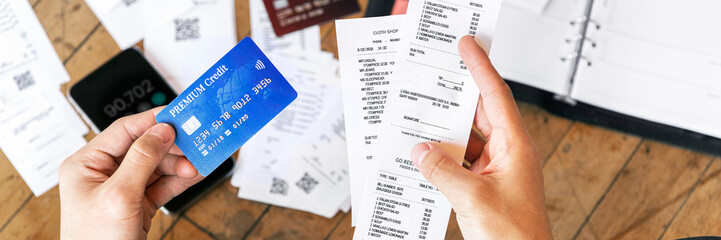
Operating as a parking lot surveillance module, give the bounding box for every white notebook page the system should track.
[490,0,588,95]
[572,0,721,138]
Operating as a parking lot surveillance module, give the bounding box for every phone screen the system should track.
[70,49,176,131]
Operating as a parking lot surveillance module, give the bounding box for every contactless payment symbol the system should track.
[181,116,202,135]
[255,60,265,70]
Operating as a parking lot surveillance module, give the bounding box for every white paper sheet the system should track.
[84,0,194,49]
[335,15,404,226]
[571,0,721,139]
[504,0,550,13]
[352,0,502,238]
[272,93,349,213]
[0,89,87,196]
[0,0,88,196]
[144,0,237,92]
[490,0,587,95]
[0,0,70,102]
[231,55,345,217]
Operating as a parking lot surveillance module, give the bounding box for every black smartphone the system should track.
[68,48,234,214]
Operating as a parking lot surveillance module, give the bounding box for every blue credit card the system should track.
[156,37,297,176]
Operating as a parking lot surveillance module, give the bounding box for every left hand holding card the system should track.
[156,37,297,176]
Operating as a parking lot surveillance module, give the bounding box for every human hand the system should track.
[59,108,203,240]
[410,36,552,239]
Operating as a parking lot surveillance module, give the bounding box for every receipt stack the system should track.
[336,0,502,238]
[0,0,89,196]
[229,0,350,218]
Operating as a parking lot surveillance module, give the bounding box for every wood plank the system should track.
[33,0,100,61]
[661,158,721,239]
[162,217,214,240]
[183,180,268,239]
[63,25,121,87]
[517,102,574,162]
[235,0,251,39]
[0,153,32,231]
[245,207,344,240]
[327,211,354,240]
[576,140,713,240]
[0,188,60,240]
[543,123,642,240]
[148,211,179,240]
[444,211,463,240]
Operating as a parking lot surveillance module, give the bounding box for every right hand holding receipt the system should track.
[410,36,554,240]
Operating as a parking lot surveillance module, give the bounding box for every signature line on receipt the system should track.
[420,121,450,130]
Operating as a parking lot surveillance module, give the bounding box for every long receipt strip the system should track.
[336,15,404,226]
[350,0,501,239]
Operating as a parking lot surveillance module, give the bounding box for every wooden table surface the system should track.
[1,0,720,239]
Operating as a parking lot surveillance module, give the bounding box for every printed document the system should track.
[0,0,88,196]
[144,0,237,92]
[84,0,194,49]
[353,0,502,238]
[336,15,404,226]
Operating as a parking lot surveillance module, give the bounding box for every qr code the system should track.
[122,0,137,7]
[295,172,319,194]
[270,177,288,195]
[13,71,34,91]
[175,18,200,41]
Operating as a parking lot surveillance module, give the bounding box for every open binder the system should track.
[365,0,721,155]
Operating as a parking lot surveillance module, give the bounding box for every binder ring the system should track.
[565,34,583,43]
[560,52,592,66]
[566,36,597,48]
[569,16,601,30]
[569,16,587,26]
[589,20,601,30]
[560,52,579,61]
[585,38,597,48]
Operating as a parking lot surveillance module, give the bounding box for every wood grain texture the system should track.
[147,211,179,240]
[162,217,214,240]
[244,206,344,240]
[661,158,721,239]
[183,180,268,239]
[517,102,573,163]
[543,123,642,240]
[0,188,60,240]
[235,0,251,39]
[576,141,713,240]
[327,211,354,240]
[33,0,99,61]
[444,211,463,240]
[63,26,120,85]
[0,153,32,231]
[29,0,40,8]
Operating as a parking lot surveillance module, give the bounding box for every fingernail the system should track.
[411,143,431,168]
[148,123,174,144]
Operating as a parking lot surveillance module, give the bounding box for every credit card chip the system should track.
[182,116,202,135]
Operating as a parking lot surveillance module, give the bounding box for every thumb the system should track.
[411,143,478,202]
[111,123,176,192]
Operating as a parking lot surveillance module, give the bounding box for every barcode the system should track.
[175,18,200,41]
[13,71,34,91]
[295,172,319,194]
